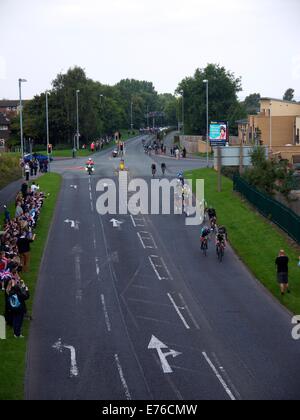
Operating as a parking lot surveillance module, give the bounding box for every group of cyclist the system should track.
[151,163,166,178]
[201,207,228,260]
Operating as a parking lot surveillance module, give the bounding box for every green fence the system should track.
[233,176,300,244]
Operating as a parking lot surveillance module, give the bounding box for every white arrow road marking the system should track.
[110,219,124,228]
[64,219,80,229]
[148,335,182,374]
[52,339,79,378]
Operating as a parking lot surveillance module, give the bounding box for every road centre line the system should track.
[114,354,132,401]
[101,294,111,332]
[202,352,236,401]
[167,293,190,330]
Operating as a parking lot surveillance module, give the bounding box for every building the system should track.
[0,100,20,117]
[0,112,11,151]
[238,98,300,161]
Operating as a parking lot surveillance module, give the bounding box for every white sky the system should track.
[0,0,300,100]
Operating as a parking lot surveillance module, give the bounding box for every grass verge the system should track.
[0,173,62,400]
[186,168,300,315]
[0,154,22,190]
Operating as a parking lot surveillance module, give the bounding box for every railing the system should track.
[233,176,300,244]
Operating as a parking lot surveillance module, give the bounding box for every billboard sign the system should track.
[209,122,228,146]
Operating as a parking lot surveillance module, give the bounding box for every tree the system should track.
[243,93,261,114]
[283,88,295,102]
[176,64,243,135]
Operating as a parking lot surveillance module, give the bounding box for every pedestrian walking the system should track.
[275,250,290,296]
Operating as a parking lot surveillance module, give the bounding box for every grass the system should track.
[186,168,300,315]
[0,154,22,190]
[0,173,62,400]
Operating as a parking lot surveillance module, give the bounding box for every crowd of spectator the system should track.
[0,181,47,338]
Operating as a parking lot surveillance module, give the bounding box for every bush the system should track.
[221,166,240,180]
[0,154,22,189]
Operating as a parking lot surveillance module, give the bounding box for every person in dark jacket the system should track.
[17,232,35,273]
[275,250,290,296]
[8,282,30,338]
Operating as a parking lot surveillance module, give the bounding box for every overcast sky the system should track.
[0,0,300,101]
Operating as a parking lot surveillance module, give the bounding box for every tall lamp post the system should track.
[269,100,272,157]
[203,79,209,167]
[45,91,50,172]
[180,90,184,135]
[18,78,27,162]
[76,89,80,150]
[130,100,133,131]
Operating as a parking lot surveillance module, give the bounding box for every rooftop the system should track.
[261,97,300,105]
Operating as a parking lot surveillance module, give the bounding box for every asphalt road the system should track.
[25,136,300,400]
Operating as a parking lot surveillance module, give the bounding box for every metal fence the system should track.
[233,176,300,244]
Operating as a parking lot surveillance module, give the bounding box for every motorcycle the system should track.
[86,164,95,175]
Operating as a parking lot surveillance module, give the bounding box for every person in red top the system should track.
[91,142,95,153]
[0,251,8,271]
[86,158,95,166]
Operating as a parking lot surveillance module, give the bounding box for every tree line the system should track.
[8,64,297,147]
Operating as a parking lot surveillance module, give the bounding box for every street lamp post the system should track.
[203,79,209,167]
[76,90,80,150]
[18,78,27,162]
[180,91,184,136]
[45,91,50,172]
[269,101,272,156]
[147,105,149,129]
[131,101,133,131]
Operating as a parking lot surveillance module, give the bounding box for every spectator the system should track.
[275,250,290,296]
[7,280,29,338]
[17,231,35,273]
[24,163,30,181]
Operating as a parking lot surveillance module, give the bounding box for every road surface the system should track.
[25,136,300,400]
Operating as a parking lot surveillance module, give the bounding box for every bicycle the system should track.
[216,241,225,262]
[201,237,208,257]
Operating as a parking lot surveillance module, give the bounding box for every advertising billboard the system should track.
[209,122,228,146]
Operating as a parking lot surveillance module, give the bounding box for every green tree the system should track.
[176,64,243,135]
[283,88,295,102]
[243,93,261,114]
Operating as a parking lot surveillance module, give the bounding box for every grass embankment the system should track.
[0,154,22,190]
[186,168,300,315]
[0,173,62,400]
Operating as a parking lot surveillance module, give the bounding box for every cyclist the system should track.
[200,226,211,250]
[217,225,228,241]
[177,171,185,187]
[207,207,217,221]
[161,163,166,176]
[151,163,157,178]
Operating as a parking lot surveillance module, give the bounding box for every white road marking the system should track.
[110,219,124,228]
[101,294,111,332]
[167,293,190,330]
[95,257,101,277]
[202,352,236,401]
[137,232,146,249]
[178,293,200,330]
[114,354,132,400]
[148,335,182,374]
[75,255,82,303]
[130,215,136,228]
[137,231,157,249]
[149,256,165,281]
[52,339,79,378]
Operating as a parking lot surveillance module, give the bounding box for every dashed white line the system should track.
[178,293,200,330]
[137,232,146,249]
[202,352,236,401]
[114,354,132,400]
[95,257,101,277]
[130,215,137,228]
[149,256,166,281]
[167,293,190,330]
[101,294,111,332]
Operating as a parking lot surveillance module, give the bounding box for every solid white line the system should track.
[89,192,93,201]
[130,215,137,228]
[167,293,190,330]
[114,354,132,400]
[202,352,236,401]
[137,232,146,249]
[75,255,82,303]
[101,294,111,332]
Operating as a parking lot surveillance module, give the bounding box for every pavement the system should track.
[24,135,300,400]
